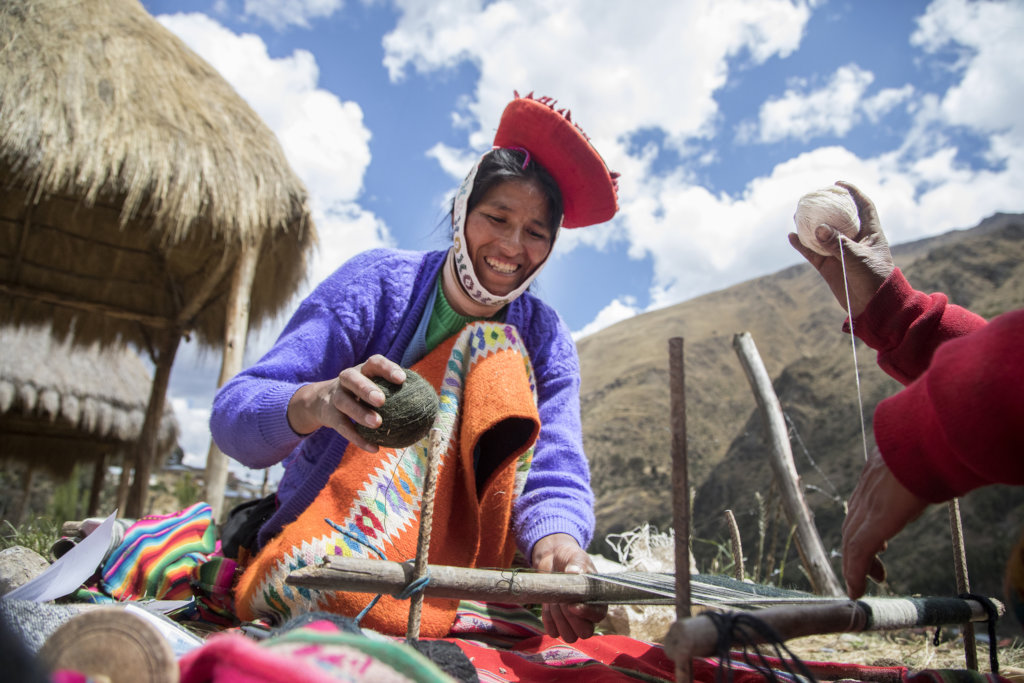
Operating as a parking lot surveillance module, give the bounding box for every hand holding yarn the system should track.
[353,369,439,448]
[286,354,410,452]
[794,185,860,256]
[788,181,895,317]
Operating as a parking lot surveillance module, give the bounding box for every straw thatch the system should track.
[0,0,316,349]
[0,324,178,475]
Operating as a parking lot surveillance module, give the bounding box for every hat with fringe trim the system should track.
[492,92,619,228]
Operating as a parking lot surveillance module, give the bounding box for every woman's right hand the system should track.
[787,181,896,317]
[286,354,407,452]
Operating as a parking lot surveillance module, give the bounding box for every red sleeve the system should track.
[849,269,987,385]
[873,308,1024,503]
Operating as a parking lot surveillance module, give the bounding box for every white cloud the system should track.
[382,0,815,156]
[862,85,914,123]
[911,0,1024,138]
[244,0,345,30]
[742,64,895,143]
[572,297,640,341]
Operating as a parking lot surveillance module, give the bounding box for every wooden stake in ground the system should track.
[949,498,978,670]
[406,427,444,642]
[669,337,693,683]
[732,332,843,597]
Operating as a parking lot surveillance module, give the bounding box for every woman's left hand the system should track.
[531,533,607,642]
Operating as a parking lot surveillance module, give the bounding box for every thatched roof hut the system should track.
[0,0,315,347]
[0,0,317,516]
[0,324,179,520]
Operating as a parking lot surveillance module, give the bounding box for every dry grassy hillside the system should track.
[578,214,1024,602]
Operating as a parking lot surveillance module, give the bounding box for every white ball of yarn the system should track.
[793,186,860,256]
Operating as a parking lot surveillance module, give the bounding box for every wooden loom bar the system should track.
[287,556,668,605]
[663,597,1003,662]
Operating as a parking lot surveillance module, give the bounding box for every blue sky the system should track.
[144,0,1024,475]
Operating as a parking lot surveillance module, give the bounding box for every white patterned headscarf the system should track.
[447,152,560,308]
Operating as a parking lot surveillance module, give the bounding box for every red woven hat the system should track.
[492,92,619,229]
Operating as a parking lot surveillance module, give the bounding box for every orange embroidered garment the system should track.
[235,322,540,636]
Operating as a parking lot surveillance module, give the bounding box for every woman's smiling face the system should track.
[464,178,555,297]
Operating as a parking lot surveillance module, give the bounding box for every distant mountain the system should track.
[578,213,1024,602]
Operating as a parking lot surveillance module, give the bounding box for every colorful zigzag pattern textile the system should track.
[101,501,217,601]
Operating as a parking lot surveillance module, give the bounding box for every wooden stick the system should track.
[664,596,1004,662]
[948,498,978,670]
[732,332,844,597]
[406,428,443,642]
[204,236,261,522]
[288,556,671,605]
[669,337,693,683]
[0,282,171,328]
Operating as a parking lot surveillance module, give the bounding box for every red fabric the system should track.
[853,269,1024,502]
[850,268,987,385]
[493,93,618,229]
[444,633,922,683]
[447,633,676,682]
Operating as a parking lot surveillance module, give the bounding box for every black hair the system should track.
[451,148,563,241]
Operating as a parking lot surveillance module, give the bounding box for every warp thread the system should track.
[793,185,870,460]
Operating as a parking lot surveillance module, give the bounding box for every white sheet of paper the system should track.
[2,511,117,602]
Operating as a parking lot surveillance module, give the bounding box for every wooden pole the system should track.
[732,332,843,597]
[669,337,692,683]
[406,428,443,641]
[949,498,978,670]
[126,330,181,518]
[204,236,262,522]
[289,556,674,604]
[86,453,106,517]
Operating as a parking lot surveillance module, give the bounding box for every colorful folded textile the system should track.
[102,502,217,601]
[191,556,241,626]
[236,322,539,636]
[178,620,454,683]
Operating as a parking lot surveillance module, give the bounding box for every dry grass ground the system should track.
[784,628,1024,674]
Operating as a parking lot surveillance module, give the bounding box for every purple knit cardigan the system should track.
[209,248,595,557]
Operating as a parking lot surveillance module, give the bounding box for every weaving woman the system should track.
[210,93,618,642]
